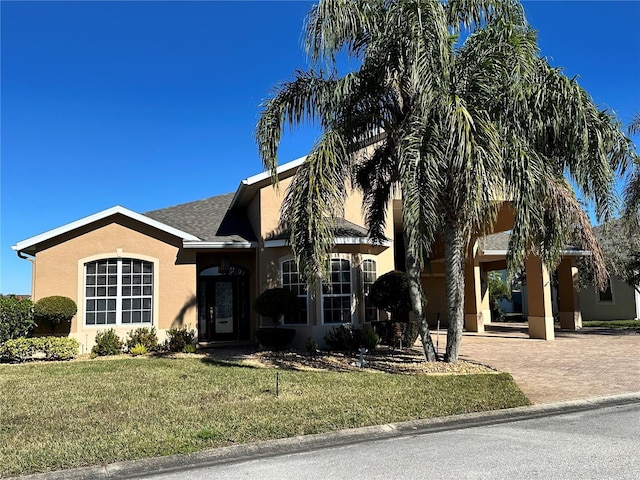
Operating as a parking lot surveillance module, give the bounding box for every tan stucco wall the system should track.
[32,215,196,353]
[253,172,396,344]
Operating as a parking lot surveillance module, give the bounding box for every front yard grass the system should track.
[0,356,529,477]
[582,319,640,330]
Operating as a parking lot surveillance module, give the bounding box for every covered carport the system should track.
[464,231,586,340]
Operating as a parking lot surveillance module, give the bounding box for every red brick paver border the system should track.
[449,323,640,404]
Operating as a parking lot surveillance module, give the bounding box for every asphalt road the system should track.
[145,402,640,480]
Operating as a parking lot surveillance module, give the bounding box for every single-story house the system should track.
[579,222,640,321]
[12,157,585,353]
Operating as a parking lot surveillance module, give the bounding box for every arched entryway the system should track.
[197,265,251,343]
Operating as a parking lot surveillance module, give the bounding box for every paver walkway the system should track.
[451,323,640,404]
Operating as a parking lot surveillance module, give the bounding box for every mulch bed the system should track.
[245,346,497,375]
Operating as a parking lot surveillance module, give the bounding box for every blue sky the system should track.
[1,1,639,295]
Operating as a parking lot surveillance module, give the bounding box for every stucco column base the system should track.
[465,313,485,333]
[482,309,492,324]
[559,311,582,330]
[528,316,555,340]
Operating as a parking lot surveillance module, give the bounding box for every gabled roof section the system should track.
[230,156,306,209]
[145,193,257,245]
[12,206,200,254]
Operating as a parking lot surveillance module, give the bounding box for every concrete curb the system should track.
[13,392,640,480]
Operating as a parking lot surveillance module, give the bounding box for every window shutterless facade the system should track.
[280,259,308,325]
[84,258,153,326]
[322,258,353,324]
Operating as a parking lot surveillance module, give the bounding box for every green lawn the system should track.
[0,356,529,477]
[582,319,640,330]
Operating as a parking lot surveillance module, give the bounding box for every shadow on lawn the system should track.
[199,356,261,369]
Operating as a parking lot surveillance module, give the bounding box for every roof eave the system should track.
[183,241,258,249]
[479,249,591,257]
[264,237,392,248]
[229,156,307,209]
[12,206,201,253]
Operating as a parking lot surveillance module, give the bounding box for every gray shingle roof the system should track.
[479,231,511,252]
[145,193,257,243]
[479,231,584,254]
[266,217,370,241]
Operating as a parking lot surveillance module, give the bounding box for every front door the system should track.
[198,265,250,343]
[208,279,237,341]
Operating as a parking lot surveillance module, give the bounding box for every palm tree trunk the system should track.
[404,236,438,361]
[444,222,465,363]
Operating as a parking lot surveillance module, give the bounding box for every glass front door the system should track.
[211,280,235,338]
[198,265,250,343]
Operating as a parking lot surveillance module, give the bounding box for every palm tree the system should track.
[256,0,634,362]
[625,113,640,217]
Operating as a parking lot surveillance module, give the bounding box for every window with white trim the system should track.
[85,258,153,326]
[362,259,378,322]
[322,258,352,324]
[280,259,308,325]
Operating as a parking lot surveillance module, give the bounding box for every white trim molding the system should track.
[264,237,391,248]
[183,241,258,249]
[13,206,200,253]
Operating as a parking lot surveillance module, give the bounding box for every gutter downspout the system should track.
[16,251,36,298]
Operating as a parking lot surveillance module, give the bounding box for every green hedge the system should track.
[0,296,35,343]
[0,337,80,363]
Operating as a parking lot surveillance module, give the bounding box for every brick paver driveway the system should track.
[453,323,640,404]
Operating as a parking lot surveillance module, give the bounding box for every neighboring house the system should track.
[12,157,585,353]
[580,274,640,321]
[579,223,640,321]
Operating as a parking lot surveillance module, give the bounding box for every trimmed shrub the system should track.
[253,288,300,325]
[91,329,123,356]
[255,327,296,350]
[369,271,420,348]
[368,271,412,317]
[125,327,159,352]
[0,337,35,362]
[34,296,77,332]
[0,295,35,343]
[165,326,197,352]
[324,325,362,352]
[0,336,79,362]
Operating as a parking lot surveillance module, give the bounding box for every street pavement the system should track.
[138,400,640,479]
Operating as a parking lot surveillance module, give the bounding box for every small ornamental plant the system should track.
[125,327,159,352]
[165,326,197,353]
[91,329,123,357]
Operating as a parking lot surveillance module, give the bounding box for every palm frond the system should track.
[280,129,351,285]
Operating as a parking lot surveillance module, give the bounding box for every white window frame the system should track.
[280,258,309,325]
[83,257,155,327]
[321,255,354,325]
[362,258,379,323]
